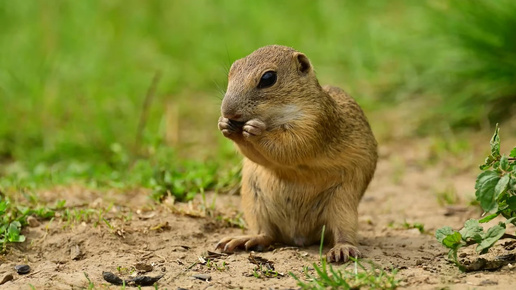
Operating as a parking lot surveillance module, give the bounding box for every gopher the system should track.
[216,45,377,262]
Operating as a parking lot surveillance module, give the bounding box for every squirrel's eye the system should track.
[257,71,277,89]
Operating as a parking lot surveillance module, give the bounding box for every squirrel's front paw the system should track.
[216,234,273,253]
[218,116,244,139]
[242,119,266,139]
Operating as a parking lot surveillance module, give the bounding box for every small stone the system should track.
[135,262,153,272]
[15,265,30,275]
[70,245,82,260]
[0,273,14,285]
[192,273,211,281]
[27,216,40,227]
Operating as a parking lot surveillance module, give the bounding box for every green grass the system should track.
[2,0,515,192]
[292,257,399,290]
[415,0,516,131]
[0,0,428,200]
[290,226,399,289]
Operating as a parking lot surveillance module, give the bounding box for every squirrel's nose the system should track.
[221,92,245,121]
[223,112,243,121]
[221,100,243,121]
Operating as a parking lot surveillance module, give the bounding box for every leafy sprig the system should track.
[436,125,516,270]
[0,196,56,251]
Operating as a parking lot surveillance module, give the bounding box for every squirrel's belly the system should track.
[267,198,325,247]
[244,166,333,247]
[275,216,322,247]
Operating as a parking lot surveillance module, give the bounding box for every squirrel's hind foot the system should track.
[326,243,361,263]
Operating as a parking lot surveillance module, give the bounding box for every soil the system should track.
[2,136,516,289]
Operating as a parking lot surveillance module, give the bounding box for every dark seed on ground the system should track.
[130,274,164,286]
[15,265,30,275]
[102,271,124,285]
[193,273,212,281]
[103,271,164,286]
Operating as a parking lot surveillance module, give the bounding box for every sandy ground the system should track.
[2,137,516,289]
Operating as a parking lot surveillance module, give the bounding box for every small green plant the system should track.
[251,263,280,278]
[436,125,516,270]
[0,196,55,252]
[436,185,460,206]
[290,226,399,289]
[205,259,227,271]
[387,220,426,234]
[0,221,25,245]
[217,261,228,271]
[116,265,135,275]
[61,208,98,229]
[83,272,95,290]
[402,221,426,234]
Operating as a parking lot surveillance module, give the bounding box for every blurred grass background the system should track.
[0,0,515,199]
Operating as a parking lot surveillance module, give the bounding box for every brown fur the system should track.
[216,45,378,262]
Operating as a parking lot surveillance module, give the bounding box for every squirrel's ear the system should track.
[294,52,311,74]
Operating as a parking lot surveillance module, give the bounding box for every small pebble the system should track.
[70,245,82,260]
[135,262,153,272]
[192,273,211,281]
[15,265,30,275]
[27,216,40,227]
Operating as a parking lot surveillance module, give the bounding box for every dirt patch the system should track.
[2,139,516,289]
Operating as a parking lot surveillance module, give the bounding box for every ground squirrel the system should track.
[216,45,378,262]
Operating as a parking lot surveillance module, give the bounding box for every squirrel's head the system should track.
[221,45,321,125]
